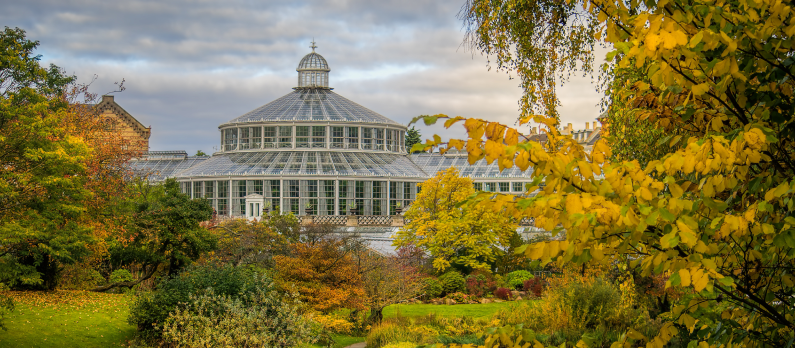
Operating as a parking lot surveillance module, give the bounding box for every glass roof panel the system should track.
[222,89,402,126]
[175,151,428,178]
[410,154,534,179]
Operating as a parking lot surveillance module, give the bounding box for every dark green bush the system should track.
[422,278,443,299]
[128,263,264,337]
[438,271,465,295]
[506,270,533,290]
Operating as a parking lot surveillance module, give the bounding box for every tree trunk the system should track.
[90,263,159,292]
[364,306,384,326]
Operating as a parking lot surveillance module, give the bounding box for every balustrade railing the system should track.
[519,217,534,226]
[358,215,393,226]
[312,215,347,225]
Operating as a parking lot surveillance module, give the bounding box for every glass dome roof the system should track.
[221,88,402,126]
[297,52,329,71]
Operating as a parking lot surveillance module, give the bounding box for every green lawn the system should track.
[0,291,136,348]
[383,300,532,319]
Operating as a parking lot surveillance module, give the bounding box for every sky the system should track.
[2,0,605,155]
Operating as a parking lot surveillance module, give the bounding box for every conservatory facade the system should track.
[129,46,536,218]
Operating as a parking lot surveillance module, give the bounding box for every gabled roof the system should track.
[96,95,151,139]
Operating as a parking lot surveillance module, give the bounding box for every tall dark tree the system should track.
[405,126,422,151]
[95,179,217,292]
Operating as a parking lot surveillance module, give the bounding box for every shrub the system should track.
[523,277,544,297]
[366,322,435,348]
[494,287,511,300]
[421,278,443,299]
[110,269,134,284]
[438,271,465,295]
[382,343,416,348]
[160,284,316,348]
[58,264,105,290]
[313,313,355,335]
[128,262,265,337]
[505,270,533,290]
[465,270,496,297]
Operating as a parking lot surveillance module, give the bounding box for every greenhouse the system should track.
[130,44,536,219]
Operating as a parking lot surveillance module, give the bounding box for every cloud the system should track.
[2,0,605,154]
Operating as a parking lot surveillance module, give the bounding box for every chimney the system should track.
[593,121,597,129]
[531,127,537,134]
[102,95,114,103]
[585,122,590,130]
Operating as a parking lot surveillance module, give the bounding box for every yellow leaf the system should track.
[692,83,710,96]
[566,195,584,214]
[689,31,704,47]
[679,269,691,287]
[692,269,709,292]
[661,31,677,49]
[505,128,519,145]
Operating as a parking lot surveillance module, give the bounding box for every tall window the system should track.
[312,126,326,148]
[223,128,237,151]
[339,180,349,214]
[263,126,276,148]
[204,181,214,199]
[346,127,359,149]
[386,130,398,151]
[362,128,373,150]
[499,182,510,192]
[217,181,229,215]
[512,182,523,192]
[279,126,293,148]
[239,128,251,149]
[296,126,310,148]
[374,128,384,150]
[193,182,202,198]
[250,127,262,149]
[331,126,344,149]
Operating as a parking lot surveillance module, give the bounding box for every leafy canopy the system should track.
[394,167,517,272]
[416,0,795,346]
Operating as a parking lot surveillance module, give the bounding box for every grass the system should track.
[302,333,365,348]
[383,300,528,319]
[0,291,136,348]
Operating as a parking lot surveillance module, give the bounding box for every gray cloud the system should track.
[2,0,604,154]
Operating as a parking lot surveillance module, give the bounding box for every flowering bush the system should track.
[493,287,511,300]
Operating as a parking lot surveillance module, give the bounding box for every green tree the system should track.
[95,179,216,292]
[405,126,422,151]
[417,0,795,346]
[394,167,517,272]
[195,150,207,156]
[0,26,91,290]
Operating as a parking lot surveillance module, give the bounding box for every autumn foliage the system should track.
[413,0,795,346]
[273,237,365,313]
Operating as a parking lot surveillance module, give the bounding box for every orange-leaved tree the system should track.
[273,228,365,313]
[413,0,795,346]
